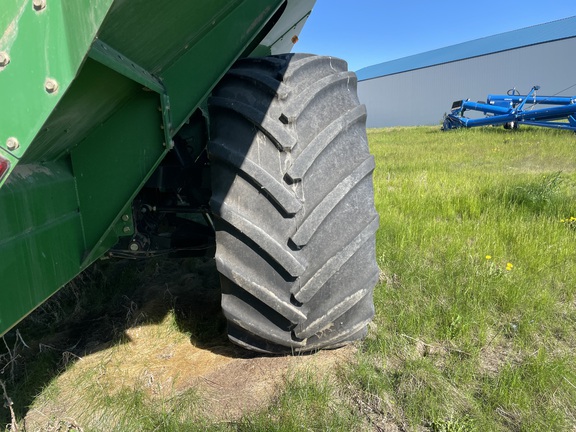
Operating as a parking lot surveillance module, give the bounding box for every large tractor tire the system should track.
[208,54,379,353]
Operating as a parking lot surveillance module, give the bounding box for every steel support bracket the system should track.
[88,39,174,148]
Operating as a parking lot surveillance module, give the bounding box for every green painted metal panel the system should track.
[97,0,246,74]
[71,89,167,259]
[0,161,84,336]
[20,58,141,164]
[0,0,114,180]
[161,0,285,133]
[0,0,316,338]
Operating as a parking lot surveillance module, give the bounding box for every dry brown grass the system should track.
[6,257,356,430]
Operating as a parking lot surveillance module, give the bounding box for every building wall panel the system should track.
[358,38,576,128]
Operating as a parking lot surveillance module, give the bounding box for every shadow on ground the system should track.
[0,255,261,424]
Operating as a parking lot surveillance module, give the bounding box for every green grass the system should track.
[2,125,576,431]
[234,372,361,432]
[361,125,576,430]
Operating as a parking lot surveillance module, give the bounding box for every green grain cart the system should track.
[0,0,378,353]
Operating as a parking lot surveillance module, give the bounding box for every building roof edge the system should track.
[357,16,576,81]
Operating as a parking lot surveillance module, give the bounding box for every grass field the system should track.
[2,125,576,431]
[361,126,576,431]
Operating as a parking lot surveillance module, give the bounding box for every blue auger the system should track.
[442,86,576,132]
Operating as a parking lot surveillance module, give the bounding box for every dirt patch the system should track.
[3,256,356,429]
[478,336,520,376]
[21,327,354,429]
[194,347,354,421]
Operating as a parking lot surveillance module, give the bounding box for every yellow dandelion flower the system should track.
[506,262,513,271]
[485,255,492,260]
[560,219,565,223]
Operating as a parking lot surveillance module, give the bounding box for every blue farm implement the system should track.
[442,86,576,132]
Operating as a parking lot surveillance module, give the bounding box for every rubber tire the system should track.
[208,54,379,354]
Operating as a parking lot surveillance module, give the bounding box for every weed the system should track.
[507,171,564,209]
[0,379,17,432]
[560,216,576,230]
[428,415,476,432]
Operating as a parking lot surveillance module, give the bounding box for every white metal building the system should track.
[357,17,576,128]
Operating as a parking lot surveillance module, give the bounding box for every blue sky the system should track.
[296,1,576,72]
